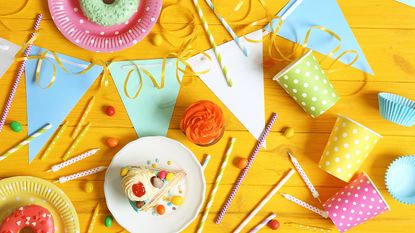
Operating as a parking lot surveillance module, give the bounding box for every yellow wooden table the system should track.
[1,0,415,232]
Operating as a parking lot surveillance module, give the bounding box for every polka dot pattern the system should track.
[323,173,390,233]
[319,115,382,182]
[274,50,339,118]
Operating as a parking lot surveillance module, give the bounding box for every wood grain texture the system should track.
[0,0,414,232]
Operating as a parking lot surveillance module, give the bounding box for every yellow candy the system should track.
[84,181,94,193]
[283,127,295,138]
[171,196,184,206]
[151,34,163,46]
[120,167,129,177]
[165,173,174,181]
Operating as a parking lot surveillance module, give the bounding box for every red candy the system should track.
[105,106,115,116]
[132,182,146,198]
[157,171,167,180]
[268,219,280,230]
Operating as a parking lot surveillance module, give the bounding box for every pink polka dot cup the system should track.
[323,172,390,233]
[319,115,382,182]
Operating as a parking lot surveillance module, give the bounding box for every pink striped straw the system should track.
[0,14,42,132]
[216,113,278,224]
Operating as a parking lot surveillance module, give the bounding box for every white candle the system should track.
[288,151,320,199]
[47,148,100,173]
[56,166,107,183]
[281,193,328,218]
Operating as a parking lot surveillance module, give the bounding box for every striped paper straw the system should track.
[40,121,69,160]
[55,166,107,183]
[281,193,328,218]
[234,169,295,233]
[249,213,277,233]
[47,148,100,173]
[216,113,278,223]
[63,122,91,161]
[192,0,233,87]
[196,138,236,233]
[0,14,42,132]
[203,0,248,56]
[86,203,100,233]
[72,96,95,138]
[201,154,211,171]
[0,123,52,161]
[288,150,320,200]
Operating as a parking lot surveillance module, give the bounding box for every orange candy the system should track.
[156,205,165,215]
[235,157,248,169]
[180,100,225,146]
[106,137,119,148]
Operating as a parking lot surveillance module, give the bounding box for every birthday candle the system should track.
[281,193,328,218]
[47,148,100,173]
[288,150,320,200]
[40,121,69,160]
[63,122,91,161]
[0,123,52,161]
[72,96,95,138]
[55,166,107,184]
[86,203,100,233]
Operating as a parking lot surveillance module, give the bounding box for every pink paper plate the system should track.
[48,0,162,52]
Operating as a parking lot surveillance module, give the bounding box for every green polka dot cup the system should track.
[273,50,339,118]
[319,115,382,182]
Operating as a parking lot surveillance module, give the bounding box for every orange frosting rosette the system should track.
[180,100,225,146]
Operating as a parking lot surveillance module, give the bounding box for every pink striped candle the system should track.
[216,113,278,223]
[0,14,42,132]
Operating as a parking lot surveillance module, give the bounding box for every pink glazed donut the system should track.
[0,205,55,233]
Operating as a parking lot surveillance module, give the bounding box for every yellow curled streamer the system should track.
[23,50,96,89]
[159,4,198,48]
[121,33,213,99]
[303,25,342,63]
[224,0,268,23]
[0,0,30,31]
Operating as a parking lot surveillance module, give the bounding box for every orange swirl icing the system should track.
[180,100,225,145]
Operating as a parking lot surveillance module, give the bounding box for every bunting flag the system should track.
[0,38,21,79]
[187,30,265,141]
[108,58,184,137]
[265,0,373,75]
[25,46,103,163]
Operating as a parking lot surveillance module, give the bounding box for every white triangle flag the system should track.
[187,30,265,141]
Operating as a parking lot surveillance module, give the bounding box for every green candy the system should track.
[10,121,22,132]
[104,215,113,227]
[273,50,339,118]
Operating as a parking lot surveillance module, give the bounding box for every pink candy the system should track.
[157,171,167,180]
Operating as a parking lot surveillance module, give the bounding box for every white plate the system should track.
[104,136,205,233]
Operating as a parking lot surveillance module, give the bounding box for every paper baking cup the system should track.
[378,92,415,127]
[319,115,382,182]
[323,172,390,233]
[273,50,339,118]
[385,156,415,204]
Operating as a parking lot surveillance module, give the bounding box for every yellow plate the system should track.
[0,176,79,233]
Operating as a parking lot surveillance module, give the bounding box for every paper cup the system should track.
[385,155,415,204]
[323,172,390,233]
[273,50,339,118]
[319,115,382,182]
[378,92,415,127]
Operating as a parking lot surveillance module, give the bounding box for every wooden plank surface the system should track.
[0,0,415,232]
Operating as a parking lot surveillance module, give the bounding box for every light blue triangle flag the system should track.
[265,0,373,75]
[108,58,184,137]
[25,46,103,163]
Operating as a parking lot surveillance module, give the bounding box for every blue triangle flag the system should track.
[25,46,103,163]
[109,58,184,137]
[265,0,373,75]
